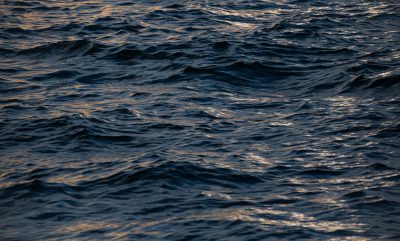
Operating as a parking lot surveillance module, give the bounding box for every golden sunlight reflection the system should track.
[326,96,358,107]
[202,190,232,200]
[190,207,367,234]
[244,153,277,168]
[204,5,284,32]
[57,220,162,239]
[199,106,234,118]
[59,221,120,233]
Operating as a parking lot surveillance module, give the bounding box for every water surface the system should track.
[1,0,399,240]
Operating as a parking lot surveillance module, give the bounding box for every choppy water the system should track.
[1,0,399,240]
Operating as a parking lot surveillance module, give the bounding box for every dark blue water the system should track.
[1,0,399,240]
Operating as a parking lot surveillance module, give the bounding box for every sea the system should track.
[0,0,399,240]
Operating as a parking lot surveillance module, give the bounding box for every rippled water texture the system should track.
[1,0,400,240]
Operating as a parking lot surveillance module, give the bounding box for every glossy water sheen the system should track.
[1,0,399,240]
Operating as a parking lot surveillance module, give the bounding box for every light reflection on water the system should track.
[1,0,399,240]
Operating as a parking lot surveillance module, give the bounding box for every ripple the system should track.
[18,39,107,59]
[1,0,399,240]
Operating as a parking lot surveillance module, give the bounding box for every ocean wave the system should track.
[18,39,106,59]
[82,161,264,188]
[1,0,399,239]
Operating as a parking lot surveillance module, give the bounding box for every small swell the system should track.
[366,71,400,89]
[0,179,82,200]
[104,46,143,61]
[18,39,106,59]
[82,161,264,188]
[30,70,80,81]
[0,114,136,149]
[340,74,367,92]
[225,61,302,79]
[298,168,345,177]
[165,61,303,87]
[83,21,144,33]
[340,70,400,93]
